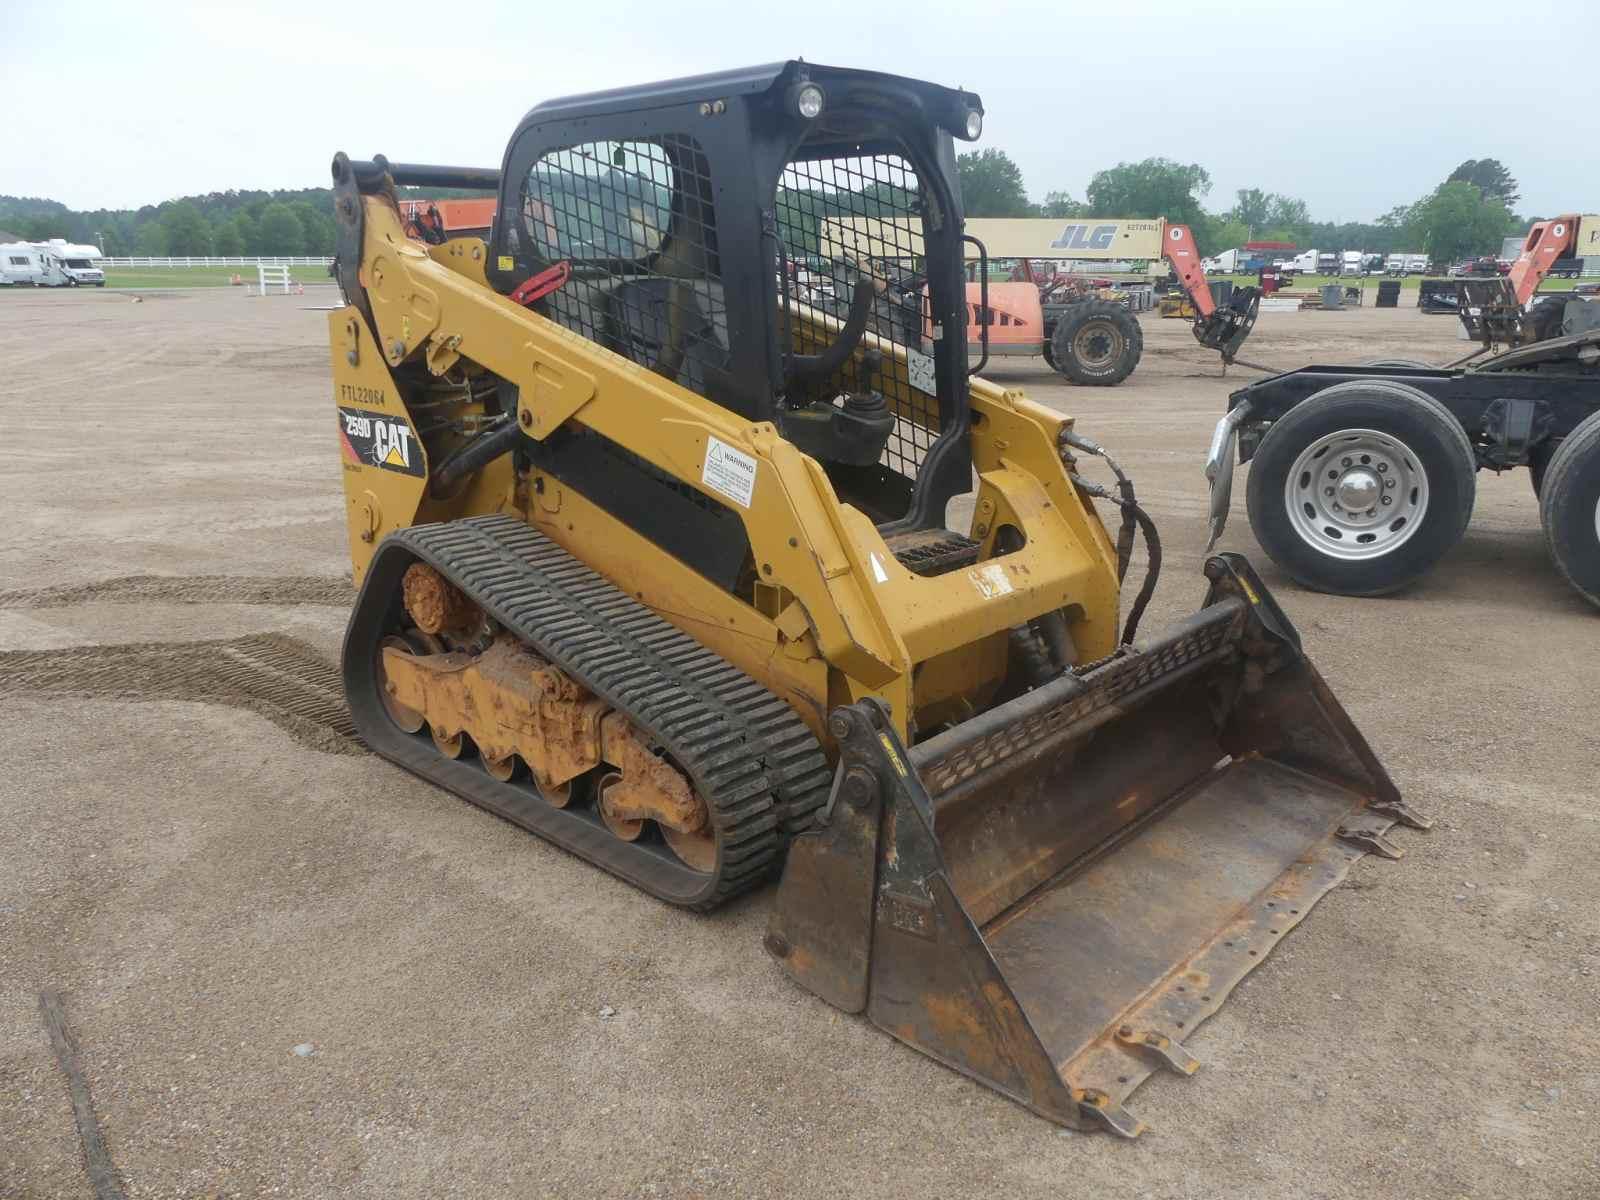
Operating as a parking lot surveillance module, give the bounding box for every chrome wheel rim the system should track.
[1285,428,1429,560]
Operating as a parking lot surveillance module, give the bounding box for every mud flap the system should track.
[766,554,1426,1136]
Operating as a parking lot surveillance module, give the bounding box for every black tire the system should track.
[1048,299,1142,386]
[1245,380,1477,596]
[1364,358,1432,369]
[1041,330,1056,369]
[1538,409,1600,609]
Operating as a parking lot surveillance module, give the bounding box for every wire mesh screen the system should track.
[776,152,936,481]
[518,135,727,402]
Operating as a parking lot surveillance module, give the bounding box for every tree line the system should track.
[0,188,342,256]
[3,154,1533,265]
[956,150,1531,264]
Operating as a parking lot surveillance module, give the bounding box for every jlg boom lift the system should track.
[328,62,1420,1136]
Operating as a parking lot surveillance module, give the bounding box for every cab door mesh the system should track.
[775,152,937,484]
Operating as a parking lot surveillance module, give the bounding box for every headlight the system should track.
[794,83,825,120]
[964,108,983,140]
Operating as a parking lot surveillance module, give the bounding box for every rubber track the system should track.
[348,515,832,910]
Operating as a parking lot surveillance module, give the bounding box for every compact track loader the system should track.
[329,62,1423,1136]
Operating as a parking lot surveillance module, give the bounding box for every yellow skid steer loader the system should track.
[328,61,1424,1136]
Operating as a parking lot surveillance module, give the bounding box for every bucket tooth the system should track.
[1114,1027,1201,1077]
[1335,824,1405,860]
[1370,797,1434,830]
[1074,1090,1145,1139]
[770,555,1421,1135]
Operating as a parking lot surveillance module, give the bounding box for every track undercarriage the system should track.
[343,516,831,909]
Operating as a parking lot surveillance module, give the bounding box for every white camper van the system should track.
[39,240,105,286]
[1,243,47,285]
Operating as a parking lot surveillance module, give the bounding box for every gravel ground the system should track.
[1,286,1596,1199]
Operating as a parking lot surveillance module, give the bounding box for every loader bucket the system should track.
[766,554,1426,1137]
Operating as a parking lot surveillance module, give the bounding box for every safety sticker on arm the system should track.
[701,435,758,509]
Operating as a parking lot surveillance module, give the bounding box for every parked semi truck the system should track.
[1207,213,1600,608]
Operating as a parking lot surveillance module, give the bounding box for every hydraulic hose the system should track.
[1060,430,1137,583]
[1069,472,1162,646]
[428,417,521,499]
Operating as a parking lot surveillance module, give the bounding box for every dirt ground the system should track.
[1,286,1595,1200]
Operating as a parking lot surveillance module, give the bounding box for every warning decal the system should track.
[701,435,758,509]
[338,407,425,477]
[968,563,1015,599]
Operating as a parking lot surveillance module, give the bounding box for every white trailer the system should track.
[1205,248,1240,274]
[0,243,59,285]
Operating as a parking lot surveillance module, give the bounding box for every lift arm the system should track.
[1162,224,1260,364]
[1507,214,1582,305]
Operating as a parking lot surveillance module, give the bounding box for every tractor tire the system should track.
[1245,380,1476,596]
[1364,358,1432,369]
[1538,409,1600,610]
[1048,299,1142,386]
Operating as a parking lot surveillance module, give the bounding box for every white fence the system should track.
[102,256,333,267]
[257,264,294,295]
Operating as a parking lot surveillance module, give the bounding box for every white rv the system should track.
[38,240,105,286]
[0,243,48,285]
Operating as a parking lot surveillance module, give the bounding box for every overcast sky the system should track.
[4,0,1595,220]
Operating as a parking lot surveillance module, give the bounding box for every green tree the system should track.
[1446,159,1519,209]
[1409,181,1518,264]
[134,222,169,255]
[230,212,259,256]
[1086,158,1211,228]
[1205,217,1251,256]
[22,215,63,240]
[956,149,1035,218]
[289,200,335,255]
[1039,190,1085,219]
[1266,195,1310,236]
[257,203,306,255]
[1229,187,1271,231]
[212,219,243,257]
[161,202,212,255]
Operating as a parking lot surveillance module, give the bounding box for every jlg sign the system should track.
[961,218,1166,260]
[1050,223,1120,251]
